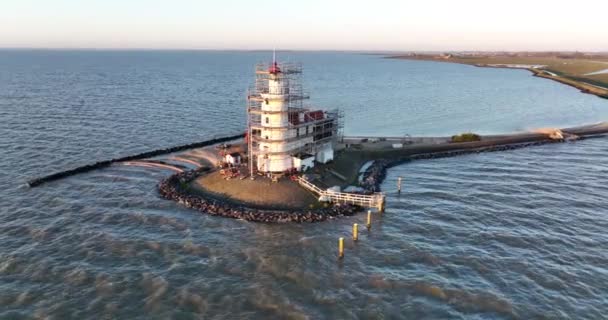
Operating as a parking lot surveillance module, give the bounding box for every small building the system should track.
[292,153,315,172]
[315,145,334,164]
[225,152,242,165]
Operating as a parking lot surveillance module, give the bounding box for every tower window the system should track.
[265,117,269,124]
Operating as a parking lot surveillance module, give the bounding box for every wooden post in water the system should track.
[367,210,372,229]
[397,176,402,193]
[353,223,359,241]
[338,237,344,258]
[378,195,386,213]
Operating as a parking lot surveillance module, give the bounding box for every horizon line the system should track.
[1,47,607,54]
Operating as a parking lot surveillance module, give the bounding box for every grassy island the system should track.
[388,53,608,99]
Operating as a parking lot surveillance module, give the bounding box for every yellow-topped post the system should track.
[353,223,359,241]
[367,210,372,229]
[338,237,344,258]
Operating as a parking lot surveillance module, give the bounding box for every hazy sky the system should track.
[1,0,607,51]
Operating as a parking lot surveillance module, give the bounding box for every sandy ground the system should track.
[192,170,318,210]
[185,141,319,210]
[181,141,319,211]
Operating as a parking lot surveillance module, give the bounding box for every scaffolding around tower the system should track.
[246,60,343,178]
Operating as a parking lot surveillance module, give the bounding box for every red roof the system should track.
[305,110,324,122]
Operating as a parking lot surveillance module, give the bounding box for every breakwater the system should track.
[28,122,608,224]
[157,168,362,223]
[358,140,562,196]
[27,133,244,187]
[158,139,564,223]
[167,125,608,223]
[396,139,562,165]
[531,69,608,100]
[353,123,608,198]
[349,123,608,193]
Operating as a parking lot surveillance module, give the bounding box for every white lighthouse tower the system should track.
[247,53,342,178]
[257,52,293,172]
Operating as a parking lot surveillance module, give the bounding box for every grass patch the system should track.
[451,132,481,143]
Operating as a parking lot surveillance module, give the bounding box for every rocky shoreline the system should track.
[157,168,365,223]
[357,139,562,193]
[157,138,563,223]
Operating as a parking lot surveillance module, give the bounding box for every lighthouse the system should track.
[247,53,342,178]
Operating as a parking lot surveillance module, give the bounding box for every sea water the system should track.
[1,50,607,319]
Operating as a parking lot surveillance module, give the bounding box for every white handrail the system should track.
[296,176,384,209]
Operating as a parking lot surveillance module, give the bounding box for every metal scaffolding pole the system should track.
[245,60,343,175]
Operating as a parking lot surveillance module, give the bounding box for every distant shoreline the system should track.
[387,55,608,100]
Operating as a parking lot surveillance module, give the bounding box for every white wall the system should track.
[315,144,334,164]
[293,156,315,172]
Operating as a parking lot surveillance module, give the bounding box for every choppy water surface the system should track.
[1,50,608,319]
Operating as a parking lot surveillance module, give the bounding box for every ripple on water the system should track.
[2,52,608,318]
[379,139,608,318]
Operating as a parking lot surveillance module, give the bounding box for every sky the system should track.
[1,0,607,51]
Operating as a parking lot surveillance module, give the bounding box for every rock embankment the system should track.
[357,139,563,193]
[158,167,361,223]
[360,160,390,193]
[28,133,244,187]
